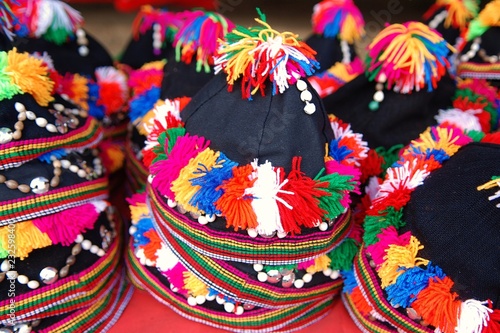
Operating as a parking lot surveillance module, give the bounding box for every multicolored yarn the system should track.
[311,0,365,44]
[308,57,364,98]
[344,125,500,333]
[91,66,128,117]
[366,21,454,94]
[0,49,54,106]
[465,0,500,41]
[131,5,182,54]
[173,10,234,73]
[0,0,20,39]
[457,61,500,82]
[423,0,479,30]
[214,11,319,99]
[12,0,84,44]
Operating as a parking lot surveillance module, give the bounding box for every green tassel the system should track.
[466,20,488,41]
[466,130,485,142]
[0,239,8,259]
[328,238,359,271]
[0,52,21,101]
[314,170,356,220]
[375,144,404,175]
[363,206,404,245]
[44,27,73,45]
[152,127,186,164]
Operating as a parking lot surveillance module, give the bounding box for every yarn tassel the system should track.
[423,0,479,30]
[183,271,209,297]
[0,0,19,40]
[95,66,128,115]
[366,226,410,268]
[0,221,52,260]
[278,157,328,234]
[189,152,238,215]
[150,132,206,200]
[0,51,22,100]
[466,0,500,41]
[6,49,54,106]
[363,207,404,246]
[33,203,99,246]
[215,164,258,231]
[151,127,187,164]
[305,254,331,274]
[314,168,356,220]
[483,308,500,333]
[456,300,494,333]
[328,238,359,271]
[350,286,374,316]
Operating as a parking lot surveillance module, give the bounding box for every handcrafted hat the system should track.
[126,12,370,332]
[342,121,500,333]
[322,21,457,151]
[119,5,183,69]
[422,0,479,46]
[0,47,131,332]
[10,0,113,78]
[305,0,365,74]
[124,10,234,194]
[456,0,500,86]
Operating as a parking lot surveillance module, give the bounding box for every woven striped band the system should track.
[103,121,129,142]
[457,62,500,81]
[341,292,393,333]
[149,184,352,265]
[124,139,148,194]
[0,177,109,226]
[0,117,103,170]
[125,241,336,333]
[37,270,133,333]
[0,216,122,324]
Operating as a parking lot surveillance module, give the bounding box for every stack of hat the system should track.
[124,10,234,194]
[9,0,130,179]
[125,12,371,332]
[456,0,500,87]
[342,122,500,332]
[0,42,132,333]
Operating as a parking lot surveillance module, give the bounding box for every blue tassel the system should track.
[189,152,238,215]
[128,87,160,123]
[133,217,155,249]
[87,82,104,120]
[323,11,343,38]
[342,268,357,294]
[329,138,353,162]
[385,262,446,308]
[38,149,67,164]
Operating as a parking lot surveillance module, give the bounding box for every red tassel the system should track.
[359,149,384,184]
[484,308,500,333]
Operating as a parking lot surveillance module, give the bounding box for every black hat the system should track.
[305,0,365,74]
[343,125,500,333]
[126,11,369,332]
[323,21,457,150]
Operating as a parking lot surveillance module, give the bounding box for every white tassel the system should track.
[456,299,492,333]
[246,160,293,236]
[365,176,381,201]
[143,98,182,138]
[376,160,430,200]
[35,0,83,37]
[31,51,56,70]
[155,243,179,272]
[330,120,369,165]
[95,66,128,94]
[435,108,482,133]
[91,200,109,213]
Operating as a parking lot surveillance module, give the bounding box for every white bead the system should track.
[277,231,287,238]
[247,228,258,238]
[319,222,328,231]
[81,239,92,250]
[304,102,316,115]
[129,225,137,235]
[257,272,268,282]
[471,43,480,51]
[28,280,40,289]
[46,124,57,133]
[77,169,87,178]
[61,160,71,168]
[76,28,86,38]
[460,54,470,62]
[153,24,161,32]
[198,215,208,225]
[15,324,31,333]
[378,73,387,83]
[75,234,84,243]
[79,45,89,57]
[17,275,29,284]
[373,90,385,103]
[490,55,498,63]
[26,111,36,120]
[1,259,10,272]
[69,165,79,173]
[206,214,216,222]
[167,199,177,208]
[187,296,197,306]
[90,245,99,254]
[330,270,340,280]
[253,264,263,272]
[216,295,225,304]
[206,294,216,301]
[323,268,333,276]
[195,295,206,305]
[147,174,154,184]
[296,79,308,91]
[224,302,235,313]
[235,306,244,315]
[6,271,18,279]
[152,31,162,40]
[153,40,162,49]
[293,279,304,289]
[97,249,106,257]
[53,103,64,112]
[302,273,313,283]
[15,102,26,112]
[300,90,312,102]
[35,117,48,127]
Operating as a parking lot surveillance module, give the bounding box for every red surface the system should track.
[110,288,362,333]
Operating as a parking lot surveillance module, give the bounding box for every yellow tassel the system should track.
[71,73,89,111]
[141,60,166,71]
[171,148,219,213]
[437,0,478,29]
[0,221,52,260]
[130,202,150,225]
[477,178,500,191]
[326,62,359,82]
[137,100,163,136]
[476,0,500,28]
[6,49,54,106]
[183,271,209,297]
[409,127,462,157]
[341,14,364,44]
[378,236,429,288]
[306,255,332,274]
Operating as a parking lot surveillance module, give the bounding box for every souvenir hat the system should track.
[342,121,500,333]
[305,0,365,73]
[126,11,370,332]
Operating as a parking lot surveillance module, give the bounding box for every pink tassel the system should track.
[298,259,316,270]
[366,226,411,269]
[151,134,209,200]
[127,192,147,206]
[161,262,188,294]
[325,159,361,193]
[32,203,99,246]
